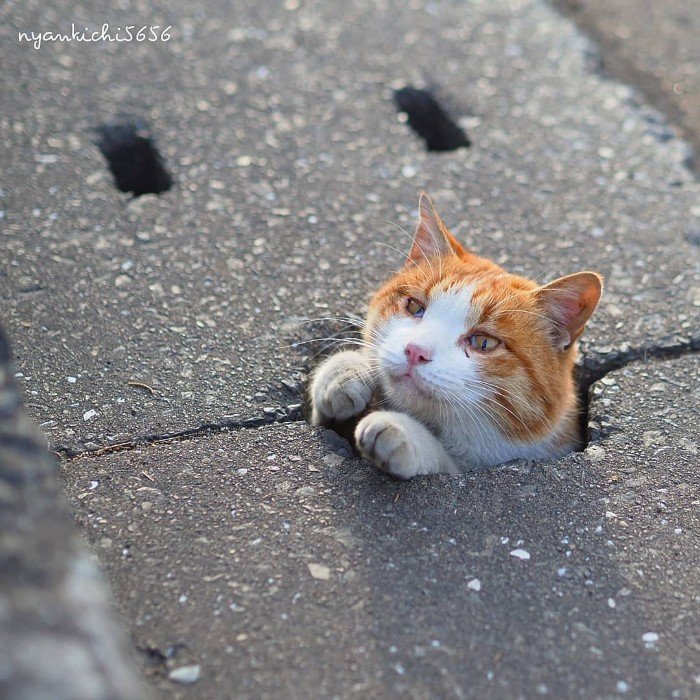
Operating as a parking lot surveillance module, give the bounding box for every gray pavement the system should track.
[1,0,698,454]
[1,0,699,697]
[554,0,700,171]
[61,354,699,699]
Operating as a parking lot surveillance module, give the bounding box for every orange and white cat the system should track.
[311,194,602,479]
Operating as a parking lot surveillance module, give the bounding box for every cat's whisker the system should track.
[383,218,434,279]
[373,241,424,273]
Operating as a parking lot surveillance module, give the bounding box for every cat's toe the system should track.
[355,414,418,480]
[313,377,372,424]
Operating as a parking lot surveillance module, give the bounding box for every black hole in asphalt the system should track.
[96,122,173,197]
[393,86,471,152]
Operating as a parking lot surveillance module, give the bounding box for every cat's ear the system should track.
[537,272,603,350]
[408,193,465,264]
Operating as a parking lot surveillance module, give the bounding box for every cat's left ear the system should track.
[407,193,466,264]
[537,272,603,350]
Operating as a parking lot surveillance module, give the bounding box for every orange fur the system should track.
[364,194,603,452]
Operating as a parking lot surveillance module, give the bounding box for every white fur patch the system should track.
[370,285,566,469]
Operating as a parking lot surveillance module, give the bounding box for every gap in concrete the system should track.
[393,86,471,151]
[56,317,697,463]
[96,121,173,197]
[295,319,699,458]
[576,337,699,447]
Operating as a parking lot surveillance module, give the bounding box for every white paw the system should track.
[355,412,423,480]
[311,352,374,425]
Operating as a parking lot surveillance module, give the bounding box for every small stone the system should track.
[307,563,330,580]
[467,578,481,591]
[509,548,530,561]
[169,665,201,684]
[585,445,606,462]
[67,376,77,383]
[617,681,629,693]
[642,632,659,648]
[83,409,97,421]
[141,501,152,512]
[401,165,417,178]
[321,453,345,468]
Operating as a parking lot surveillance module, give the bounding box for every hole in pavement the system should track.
[296,315,698,465]
[96,121,173,197]
[292,319,365,448]
[393,86,470,152]
[295,320,617,461]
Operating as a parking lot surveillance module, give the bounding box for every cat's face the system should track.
[364,194,602,446]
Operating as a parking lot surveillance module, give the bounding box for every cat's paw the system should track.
[354,411,423,480]
[355,411,458,479]
[310,351,375,425]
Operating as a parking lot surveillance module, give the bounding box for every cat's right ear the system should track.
[407,193,464,264]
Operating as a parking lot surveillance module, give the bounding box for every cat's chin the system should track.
[385,371,435,401]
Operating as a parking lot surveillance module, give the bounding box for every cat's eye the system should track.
[406,298,425,317]
[468,334,500,352]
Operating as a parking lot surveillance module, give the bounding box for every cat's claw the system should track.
[355,411,458,479]
[310,351,375,425]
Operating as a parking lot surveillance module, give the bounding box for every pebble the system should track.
[169,665,201,684]
[584,445,606,462]
[467,578,481,592]
[307,563,330,580]
[83,409,97,421]
[509,548,530,561]
[642,632,659,649]
[67,376,77,383]
[321,454,345,468]
[617,681,629,693]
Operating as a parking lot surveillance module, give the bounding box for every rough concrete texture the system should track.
[1,0,698,453]
[0,328,147,700]
[61,354,699,699]
[1,0,699,697]
[553,0,700,170]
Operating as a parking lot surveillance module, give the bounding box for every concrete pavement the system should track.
[61,354,699,699]
[554,0,700,172]
[1,0,699,697]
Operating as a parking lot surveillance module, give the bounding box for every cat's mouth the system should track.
[388,369,435,399]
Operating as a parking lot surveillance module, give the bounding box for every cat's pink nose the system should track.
[404,342,433,366]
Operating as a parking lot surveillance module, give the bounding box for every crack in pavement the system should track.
[57,336,698,462]
[55,411,303,461]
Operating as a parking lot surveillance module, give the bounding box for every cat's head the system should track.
[365,193,603,446]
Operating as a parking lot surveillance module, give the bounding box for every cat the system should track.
[310,193,603,479]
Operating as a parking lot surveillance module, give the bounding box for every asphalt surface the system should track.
[0,329,146,700]
[554,0,700,171]
[1,0,698,454]
[62,355,699,699]
[1,0,699,697]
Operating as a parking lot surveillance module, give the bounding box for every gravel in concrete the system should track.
[61,354,699,699]
[1,0,698,453]
[553,0,700,170]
